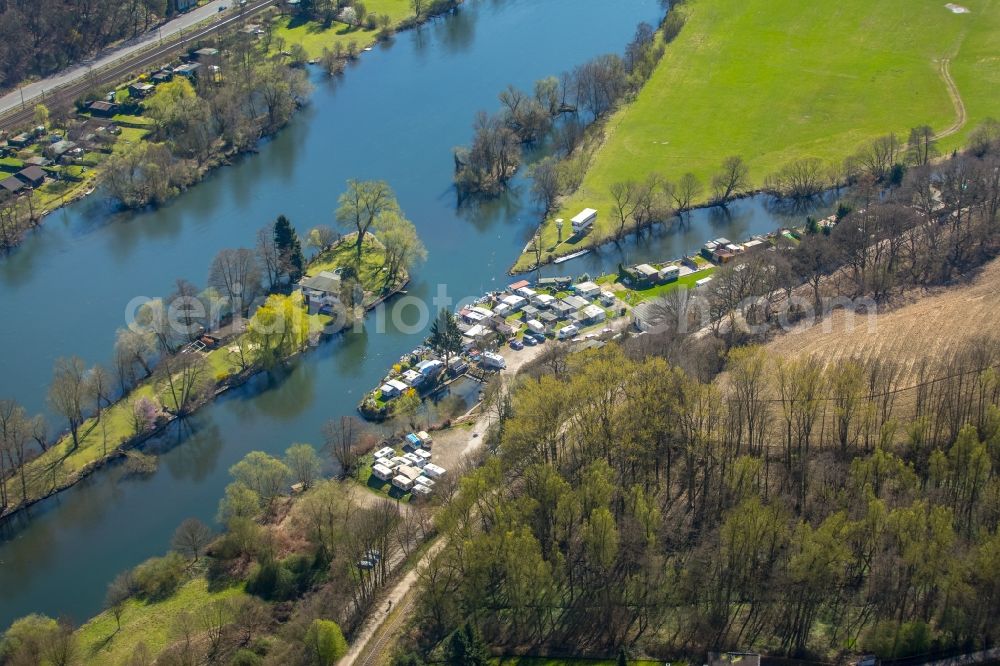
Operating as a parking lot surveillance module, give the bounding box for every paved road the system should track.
[0,0,231,115]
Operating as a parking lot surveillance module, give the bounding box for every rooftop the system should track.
[299,270,342,294]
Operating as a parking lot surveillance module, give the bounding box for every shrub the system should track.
[133,552,187,600]
[245,559,296,601]
[230,648,264,665]
[304,619,347,665]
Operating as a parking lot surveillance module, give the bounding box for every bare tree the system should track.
[610,180,640,237]
[208,248,261,317]
[171,517,214,562]
[336,179,399,262]
[907,125,937,166]
[712,155,750,202]
[765,158,827,199]
[0,399,33,505]
[255,224,281,291]
[665,172,703,212]
[156,352,210,415]
[529,156,562,216]
[323,415,370,478]
[48,357,92,451]
[114,328,155,391]
[105,571,136,633]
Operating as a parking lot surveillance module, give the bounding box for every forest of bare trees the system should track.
[0,0,172,92]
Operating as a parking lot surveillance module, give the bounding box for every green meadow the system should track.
[271,0,413,59]
[513,0,1000,271]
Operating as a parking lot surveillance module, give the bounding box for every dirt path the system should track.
[933,58,968,141]
[343,537,447,666]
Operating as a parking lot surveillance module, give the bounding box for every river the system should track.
[0,0,833,628]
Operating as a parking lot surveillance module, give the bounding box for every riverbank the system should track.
[0,0,669,630]
[0,1,462,253]
[510,0,997,272]
[0,233,407,523]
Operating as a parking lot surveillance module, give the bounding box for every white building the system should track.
[481,351,506,370]
[297,270,342,315]
[423,463,447,478]
[581,304,606,324]
[501,294,528,311]
[571,208,597,234]
[660,265,681,282]
[573,281,601,298]
[558,324,579,339]
[532,293,556,308]
[379,378,409,399]
[372,464,395,481]
[635,264,659,282]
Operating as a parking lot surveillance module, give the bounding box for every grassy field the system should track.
[75,578,246,665]
[513,0,1000,271]
[271,0,413,59]
[309,232,407,306]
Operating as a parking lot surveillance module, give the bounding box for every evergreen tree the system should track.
[429,309,463,369]
[445,622,488,666]
[273,215,305,283]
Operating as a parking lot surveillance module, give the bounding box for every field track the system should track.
[934,58,968,140]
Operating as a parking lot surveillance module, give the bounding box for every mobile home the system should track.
[571,208,597,235]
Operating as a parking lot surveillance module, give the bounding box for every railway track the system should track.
[0,0,275,133]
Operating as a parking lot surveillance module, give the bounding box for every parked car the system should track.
[521,335,537,346]
[509,339,524,350]
[526,331,546,344]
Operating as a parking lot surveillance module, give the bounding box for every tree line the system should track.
[454,8,683,199]
[103,35,311,208]
[683,126,1000,355]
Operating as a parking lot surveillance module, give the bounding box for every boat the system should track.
[553,249,591,264]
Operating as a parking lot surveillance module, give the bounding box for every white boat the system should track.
[553,249,591,264]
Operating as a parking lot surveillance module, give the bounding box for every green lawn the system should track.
[271,0,413,59]
[75,578,247,665]
[513,0,1000,271]
[620,267,717,306]
[0,156,25,172]
[309,233,403,304]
